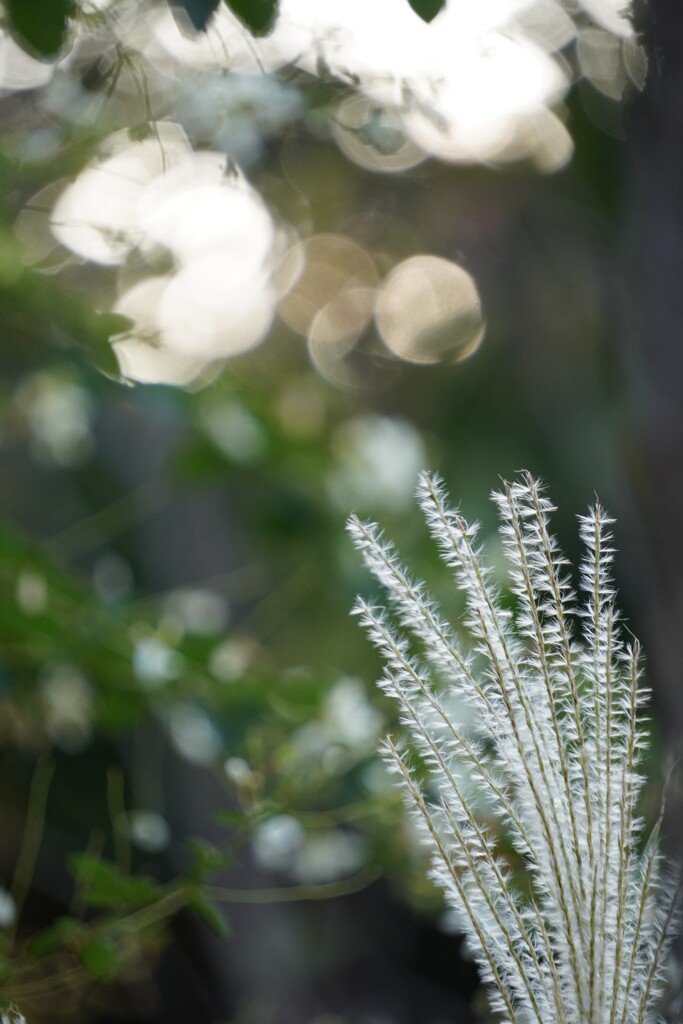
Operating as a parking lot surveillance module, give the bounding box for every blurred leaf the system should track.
[0,526,136,703]
[5,0,74,58]
[188,889,231,936]
[175,0,220,31]
[186,838,226,879]
[69,854,161,909]
[213,808,251,829]
[223,0,278,35]
[96,691,145,733]
[407,0,445,22]
[0,251,130,377]
[29,917,84,958]
[80,936,121,979]
[173,436,229,483]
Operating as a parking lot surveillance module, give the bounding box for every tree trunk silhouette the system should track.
[627,0,683,836]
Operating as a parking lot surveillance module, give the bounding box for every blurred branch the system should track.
[9,756,55,941]
[205,864,380,903]
[46,480,168,560]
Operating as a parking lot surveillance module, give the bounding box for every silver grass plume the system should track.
[348,471,679,1024]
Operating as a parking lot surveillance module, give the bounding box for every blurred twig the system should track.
[9,755,55,942]
[46,479,167,559]
[205,864,380,904]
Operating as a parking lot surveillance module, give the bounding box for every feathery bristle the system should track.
[349,473,678,1024]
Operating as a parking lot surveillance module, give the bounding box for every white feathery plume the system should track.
[348,472,679,1024]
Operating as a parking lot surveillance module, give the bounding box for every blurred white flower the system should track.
[41,664,94,753]
[163,587,229,637]
[252,814,306,872]
[286,721,346,774]
[166,703,223,764]
[224,756,254,787]
[19,374,93,467]
[323,676,381,751]
[290,829,368,884]
[16,569,48,616]
[127,810,171,853]
[199,399,269,465]
[327,415,426,513]
[286,677,382,779]
[175,74,303,165]
[210,637,257,682]
[133,636,183,687]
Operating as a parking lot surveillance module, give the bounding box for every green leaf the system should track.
[0,253,132,377]
[68,854,160,909]
[5,0,74,58]
[223,0,278,35]
[97,312,135,338]
[188,890,231,937]
[29,917,84,958]
[80,937,121,979]
[96,689,145,733]
[186,838,226,880]
[213,808,251,829]
[175,0,220,31]
[407,0,445,22]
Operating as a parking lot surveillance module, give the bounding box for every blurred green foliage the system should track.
[220,0,279,35]
[407,0,447,21]
[3,0,74,58]
[2,0,443,59]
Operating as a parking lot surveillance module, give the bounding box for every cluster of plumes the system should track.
[349,473,678,1024]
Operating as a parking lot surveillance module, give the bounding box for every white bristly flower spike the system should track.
[348,471,679,1024]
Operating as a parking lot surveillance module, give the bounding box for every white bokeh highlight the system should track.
[52,126,280,384]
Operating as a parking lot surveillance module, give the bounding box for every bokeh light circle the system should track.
[375,255,485,364]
